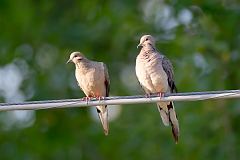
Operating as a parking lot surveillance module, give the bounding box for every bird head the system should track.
[66,52,85,64]
[137,35,156,48]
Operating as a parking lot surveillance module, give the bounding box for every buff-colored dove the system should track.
[135,35,179,143]
[67,52,110,135]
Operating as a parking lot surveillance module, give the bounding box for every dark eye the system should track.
[146,38,149,41]
[74,55,77,58]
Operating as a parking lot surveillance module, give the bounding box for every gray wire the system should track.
[0,89,239,111]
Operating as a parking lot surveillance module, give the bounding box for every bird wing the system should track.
[162,56,177,93]
[103,63,110,97]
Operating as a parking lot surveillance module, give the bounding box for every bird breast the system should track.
[136,52,169,93]
[75,65,106,97]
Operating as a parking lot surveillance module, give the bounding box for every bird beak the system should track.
[66,59,72,64]
[137,43,142,49]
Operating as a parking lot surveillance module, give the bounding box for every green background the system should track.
[0,0,240,159]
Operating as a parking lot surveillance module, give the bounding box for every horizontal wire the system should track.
[0,89,239,111]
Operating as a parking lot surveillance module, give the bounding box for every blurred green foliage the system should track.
[0,0,240,159]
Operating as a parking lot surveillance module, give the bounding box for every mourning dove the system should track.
[67,52,110,135]
[135,35,179,143]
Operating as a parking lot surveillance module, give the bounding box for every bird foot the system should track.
[82,96,92,104]
[95,96,105,102]
[145,93,152,98]
[157,92,165,98]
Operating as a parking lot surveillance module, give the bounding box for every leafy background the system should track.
[0,0,240,159]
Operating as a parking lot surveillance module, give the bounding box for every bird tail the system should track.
[157,102,170,126]
[157,102,179,143]
[96,106,109,136]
